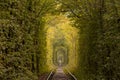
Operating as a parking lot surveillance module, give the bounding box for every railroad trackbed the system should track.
[46,68,77,80]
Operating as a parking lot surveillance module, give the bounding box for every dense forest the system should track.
[59,0,120,79]
[0,0,55,80]
[0,0,120,80]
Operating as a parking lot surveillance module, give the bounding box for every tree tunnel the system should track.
[53,46,68,67]
[46,15,79,71]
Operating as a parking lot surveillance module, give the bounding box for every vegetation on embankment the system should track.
[59,0,120,80]
[0,0,55,80]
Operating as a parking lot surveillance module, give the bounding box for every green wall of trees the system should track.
[59,0,120,79]
[0,0,55,80]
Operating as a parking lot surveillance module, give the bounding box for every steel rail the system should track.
[47,68,77,80]
[65,68,77,80]
[47,70,54,80]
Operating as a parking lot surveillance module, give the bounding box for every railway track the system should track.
[47,68,77,80]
